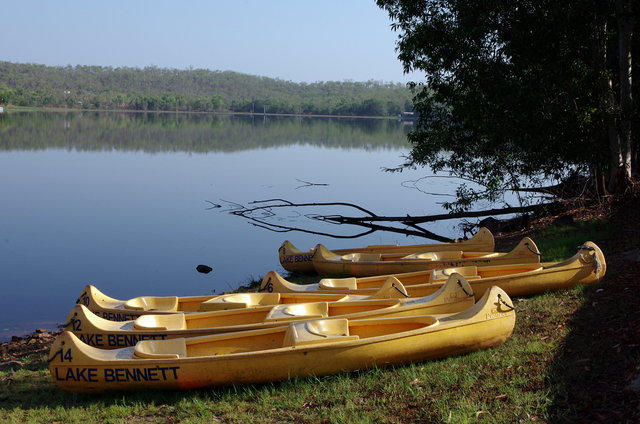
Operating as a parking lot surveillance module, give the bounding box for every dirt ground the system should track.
[0,328,60,370]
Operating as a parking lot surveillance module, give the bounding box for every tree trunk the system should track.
[594,163,608,197]
[605,2,635,194]
[616,0,634,184]
[592,18,621,194]
[607,88,625,194]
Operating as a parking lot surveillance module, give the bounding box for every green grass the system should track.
[529,220,612,262]
[1,215,635,423]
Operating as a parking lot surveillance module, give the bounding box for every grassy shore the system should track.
[1,195,639,423]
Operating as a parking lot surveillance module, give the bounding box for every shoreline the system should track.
[0,105,404,121]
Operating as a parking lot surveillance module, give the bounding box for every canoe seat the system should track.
[134,338,187,359]
[318,278,357,290]
[402,251,463,260]
[124,296,179,312]
[199,293,281,311]
[283,319,360,347]
[429,266,479,282]
[133,313,187,331]
[264,302,329,322]
[341,253,381,262]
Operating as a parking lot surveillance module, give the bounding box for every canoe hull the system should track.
[50,326,510,392]
[49,287,515,393]
[311,237,540,277]
[262,242,606,299]
[280,227,494,273]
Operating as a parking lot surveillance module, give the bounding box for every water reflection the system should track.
[0,112,463,341]
[0,111,411,152]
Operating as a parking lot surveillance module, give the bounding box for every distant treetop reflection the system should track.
[0,111,411,153]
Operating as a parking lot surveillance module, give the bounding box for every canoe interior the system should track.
[337,249,505,263]
[319,263,545,290]
[197,292,352,311]
[156,317,440,358]
[140,299,405,331]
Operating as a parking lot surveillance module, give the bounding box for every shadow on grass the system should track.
[547,200,640,422]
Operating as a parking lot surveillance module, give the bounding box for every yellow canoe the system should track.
[61,275,476,348]
[279,227,495,273]
[48,285,515,393]
[311,237,541,277]
[261,242,606,299]
[77,282,407,321]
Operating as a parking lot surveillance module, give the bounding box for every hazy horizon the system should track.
[1,0,422,84]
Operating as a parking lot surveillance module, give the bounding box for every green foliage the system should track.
[0,62,413,117]
[377,0,638,210]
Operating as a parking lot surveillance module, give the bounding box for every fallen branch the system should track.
[325,203,561,225]
[222,198,561,242]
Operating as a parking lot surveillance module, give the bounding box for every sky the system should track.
[1,0,421,84]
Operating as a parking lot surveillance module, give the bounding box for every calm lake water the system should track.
[0,111,469,340]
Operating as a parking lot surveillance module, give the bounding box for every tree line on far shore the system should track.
[0,62,413,117]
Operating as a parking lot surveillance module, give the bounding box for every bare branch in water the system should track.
[204,200,221,210]
[296,179,329,189]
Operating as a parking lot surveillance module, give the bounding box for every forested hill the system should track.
[0,61,413,116]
